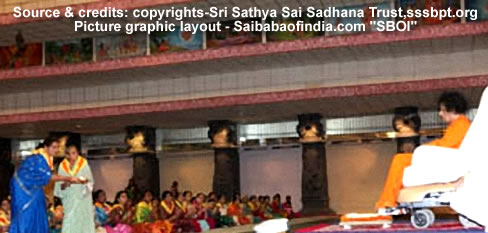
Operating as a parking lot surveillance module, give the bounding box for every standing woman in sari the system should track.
[9,136,85,233]
[54,145,96,233]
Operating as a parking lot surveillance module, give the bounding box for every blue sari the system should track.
[9,153,53,233]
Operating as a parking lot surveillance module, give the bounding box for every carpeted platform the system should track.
[296,221,485,233]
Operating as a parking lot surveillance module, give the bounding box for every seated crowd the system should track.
[0,184,301,233]
[90,189,301,233]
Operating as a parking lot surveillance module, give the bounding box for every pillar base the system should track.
[302,198,335,215]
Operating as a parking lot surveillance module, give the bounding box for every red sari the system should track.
[166,200,195,232]
[190,202,216,231]
[271,200,285,218]
[227,203,251,225]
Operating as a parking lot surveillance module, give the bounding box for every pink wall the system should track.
[89,158,133,202]
[89,141,396,213]
[240,148,303,212]
[327,141,396,213]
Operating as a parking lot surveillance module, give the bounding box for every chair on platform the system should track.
[390,86,488,229]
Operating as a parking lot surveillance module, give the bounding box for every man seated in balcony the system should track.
[376,92,471,214]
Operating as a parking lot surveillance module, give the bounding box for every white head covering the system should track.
[254,218,289,233]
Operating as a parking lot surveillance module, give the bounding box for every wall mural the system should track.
[45,38,93,65]
[150,27,204,54]
[96,33,147,60]
[206,19,262,49]
[0,33,42,69]
[266,14,324,42]
[467,0,488,21]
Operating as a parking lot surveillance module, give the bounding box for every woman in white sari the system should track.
[54,145,96,233]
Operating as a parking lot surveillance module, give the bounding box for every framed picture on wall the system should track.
[466,0,488,21]
[96,33,147,61]
[0,43,42,69]
[206,18,262,49]
[266,14,325,42]
[45,38,93,65]
[150,26,204,54]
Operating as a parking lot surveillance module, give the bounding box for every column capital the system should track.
[392,106,421,153]
[125,126,156,154]
[297,113,325,143]
[208,120,238,148]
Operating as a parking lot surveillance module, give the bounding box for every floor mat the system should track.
[295,221,484,233]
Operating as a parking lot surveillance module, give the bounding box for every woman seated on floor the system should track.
[105,191,133,233]
[94,189,113,229]
[271,194,286,218]
[215,195,234,228]
[189,193,216,232]
[282,195,301,219]
[248,195,265,222]
[257,196,273,220]
[48,198,64,233]
[173,192,196,233]
[228,194,252,226]
[241,196,259,224]
[132,190,154,232]
[174,192,188,214]
[132,190,173,233]
[0,199,10,233]
[205,199,219,225]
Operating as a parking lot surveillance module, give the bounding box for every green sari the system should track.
[54,156,96,233]
[133,201,152,224]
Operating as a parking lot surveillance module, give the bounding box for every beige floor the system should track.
[207,216,337,233]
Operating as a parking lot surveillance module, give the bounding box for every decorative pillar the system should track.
[0,138,14,201]
[126,126,159,198]
[208,120,239,199]
[392,107,421,153]
[297,113,333,214]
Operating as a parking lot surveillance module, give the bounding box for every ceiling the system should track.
[0,86,483,139]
